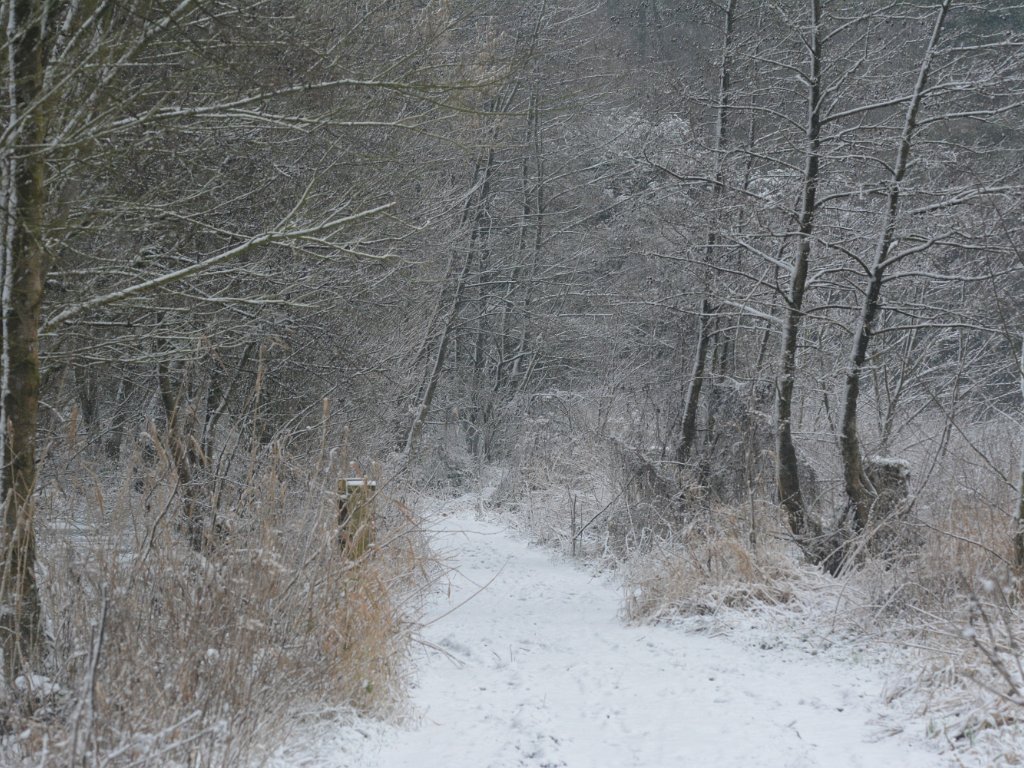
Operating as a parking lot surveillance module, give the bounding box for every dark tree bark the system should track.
[157,362,205,552]
[776,0,824,545]
[676,0,736,465]
[840,0,951,540]
[1017,344,1024,571]
[403,153,490,457]
[104,371,136,460]
[0,0,49,679]
[677,298,715,463]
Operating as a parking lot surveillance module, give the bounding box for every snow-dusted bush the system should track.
[621,501,802,622]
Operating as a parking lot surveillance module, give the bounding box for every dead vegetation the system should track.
[0,436,431,767]
[481,395,1024,762]
[621,503,801,622]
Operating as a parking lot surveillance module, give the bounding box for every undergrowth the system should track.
[0,439,429,767]
[487,405,1024,765]
[621,502,802,623]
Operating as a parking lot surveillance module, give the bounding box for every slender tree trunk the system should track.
[1013,337,1024,571]
[840,0,951,538]
[676,0,735,464]
[498,91,543,394]
[0,0,49,680]
[201,341,254,462]
[776,0,823,544]
[104,371,135,460]
[468,146,496,458]
[157,362,205,552]
[405,121,506,457]
[839,265,883,534]
[677,298,714,463]
[508,91,544,389]
[404,249,474,457]
[73,364,98,430]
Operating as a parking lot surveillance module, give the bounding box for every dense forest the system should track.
[1,0,1023,764]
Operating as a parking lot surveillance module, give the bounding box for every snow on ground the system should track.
[274,492,956,768]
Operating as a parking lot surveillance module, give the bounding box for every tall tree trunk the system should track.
[676,0,735,464]
[776,0,823,544]
[404,248,474,457]
[1016,337,1024,571]
[405,104,509,458]
[467,146,496,459]
[840,0,951,538]
[497,92,541,396]
[0,0,49,679]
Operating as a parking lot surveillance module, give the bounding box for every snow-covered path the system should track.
[348,497,951,768]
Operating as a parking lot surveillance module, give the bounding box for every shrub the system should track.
[0,443,428,767]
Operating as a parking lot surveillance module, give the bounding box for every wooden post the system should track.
[338,478,377,559]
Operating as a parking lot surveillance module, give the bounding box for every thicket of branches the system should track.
[2,0,1024,762]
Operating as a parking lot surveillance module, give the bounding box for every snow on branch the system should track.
[42,203,393,332]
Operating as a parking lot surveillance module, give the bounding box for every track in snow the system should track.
[354,495,950,768]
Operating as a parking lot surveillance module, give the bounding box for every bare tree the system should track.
[0,0,493,680]
[838,0,954,542]
[774,0,825,545]
[675,0,738,465]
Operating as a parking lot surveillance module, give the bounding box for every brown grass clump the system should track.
[0,443,429,767]
[622,503,801,623]
[910,493,1016,602]
[846,428,1021,622]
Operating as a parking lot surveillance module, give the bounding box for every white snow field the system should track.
[276,493,955,768]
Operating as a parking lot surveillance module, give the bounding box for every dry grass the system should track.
[621,502,803,623]
[827,428,1022,635]
[0,439,430,767]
